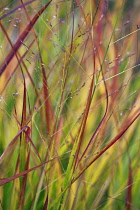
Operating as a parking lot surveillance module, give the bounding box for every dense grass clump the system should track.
[0,0,140,209]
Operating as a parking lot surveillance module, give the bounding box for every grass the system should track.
[0,0,140,209]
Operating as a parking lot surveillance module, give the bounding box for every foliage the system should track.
[0,0,140,209]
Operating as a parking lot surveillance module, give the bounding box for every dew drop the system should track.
[59,18,66,23]
[4,7,10,10]
[12,92,19,96]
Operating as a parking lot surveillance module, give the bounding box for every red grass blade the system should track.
[0,0,52,76]
[0,40,35,95]
[41,56,54,133]
[0,126,42,164]
[0,126,29,164]
[0,0,35,21]
[0,157,57,186]
[126,165,133,210]
[18,150,31,209]
[72,111,140,184]
[42,194,49,210]
[21,74,27,127]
